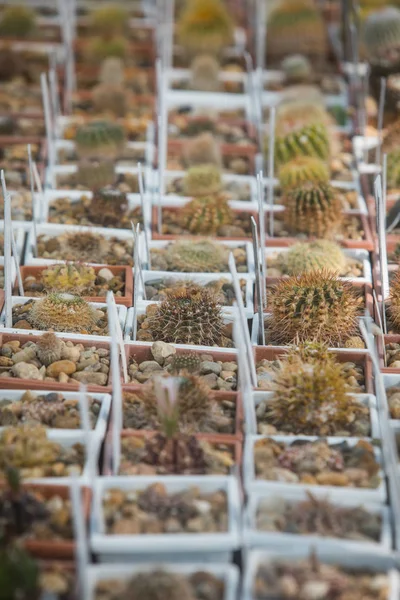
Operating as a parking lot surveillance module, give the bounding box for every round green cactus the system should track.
[279,157,330,190]
[275,122,331,167]
[177,0,234,55]
[180,194,233,235]
[86,37,128,62]
[362,6,400,65]
[0,5,36,38]
[75,121,125,160]
[279,240,347,275]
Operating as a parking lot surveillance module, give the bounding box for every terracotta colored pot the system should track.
[2,483,91,560]
[0,332,112,392]
[18,265,133,308]
[253,345,375,395]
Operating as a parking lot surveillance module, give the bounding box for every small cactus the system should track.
[121,570,195,600]
[183,164,223,197]
[0,5,36,38]
[147,285,224,346]
[282,181,343,238]
[170,352,202,374]
[190,54,221,92]
[86,37,128,62]
[177,0,234,56]
[281,54,312,84]
[180,194,233,235]
[389,271,400,331]
[88,187,129,227]
[268,270,363,346]
[387,149,400,188]
[90,4,129,37]
[92,57,127,117]
[35,332,64,366]
[165,240,229,273]
[28,293,100,334]
[362,7,400,66]
[183,133,222,168]
[98,57,125,87]
[41,263,96,295]
[75,121,125,160]
[279,240,347,275]
[279,157,330,190]
[76,160,115,190]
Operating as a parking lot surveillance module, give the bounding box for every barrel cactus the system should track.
[75,121,125,160]
[282,181,343,238]
[0,5,36,38]
[279,240,347,275]
[180,194,233,235]
[177,0,234,56]
[183,165,223,197]
[27,294,100,334]
[183,133,222,168]
[268,270,363,346]
[274,120,331,168]
[164,240,229,273]
[190,54,221,92]
[362,7,400,67]
[279,157,330,190]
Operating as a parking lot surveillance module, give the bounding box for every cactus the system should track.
[88,187,129,227]
[0,541,40,599]
[121,570,195,600]
[170,352,202,374]
[362,7,400,67]
[267,0,327,66]
[267,343,365,436]
[28,293,100,334]
[62,232,111,263]
[0,48,30,82]
[177,0,234,56]
[75,121,125,160]
[183,132,222,168]
[274,122,331,168]
[268,270,363,346]
[183,165,223,197]
[98,57,125,87]
[386,149,400,188]
[147,285,224,346]
[282,181,343,238]
[281,54,312,84]
[184,118,216,137]
[0,5,36,38]
[180,194,233,235]
[279,240,347,275]
[190,54,221,92]
[344,336,365,349]
[76,160,115,190]
[41,263,96,295]
[35,333,64,366]
[92,57,127,117]
[389,270,400,331]
[85,37,128,62]
[165,240,229,273]
[279,157,330,190]
[90,4,129,37]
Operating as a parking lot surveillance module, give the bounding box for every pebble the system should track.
[97,267,114,281]
[139,360,163,373]
[58,373,70,384]
[201,373,218,388]
[316,472,349,486]
[46,360,77,377]
[221,362,237,372]
[61,345,81,362]
[11,362,43,380]
[12,347,36,364]
[151,341,176,365]
[0,356,13,367]
[200,361,221,376]
[70,372,108,385]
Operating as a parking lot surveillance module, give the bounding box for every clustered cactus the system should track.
[75,121,125,161]
[268,270,363,346]
[41,263,96,295]
[279,240,347,276]
[147,285,224,346]
[282,180,343,238]
[27,293,100,334]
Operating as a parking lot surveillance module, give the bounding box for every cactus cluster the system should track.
[180,194,233,235]
[164,240,229,273]
[147,285,224,346]
[278,157,330,190]
[282,180,343,238]
[183,164,223,197]
[41,263,96,295]
[268,270,363,346]
[190,54,221,92]
[279,240,347,276]
[0,5,36,38]
[75,121,125,161]
[183,133,222,168]
[177,0,234,56]
[76,160,115,190]
[27,293,100,334]
[267,0,327,67]
[92,58,128,117]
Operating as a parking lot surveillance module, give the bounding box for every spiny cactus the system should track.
[180,194,233,235]
[267,343,365,436]
[76,160,115,190]
[386,149,400,188]
[183,133,222,168]
[28,293,100,334]
[75,121,125,160]
[389,270,400,331]
[35,332,64,366]
[268,270,363,346]
[62,232,111,263]
[177,0,234,56]
[92,57,127,117]
[0,5,36,38]
[281,54,312,84]
[279,157,330,190]
[279,240,347,275]
[344,336,365,349]
[165,240,229,273]
[41,263,96,295]
[170,352,202,374]
[282,181,343,238]
[90,4,129,37]
[183,164,223,197]
[85,37,128,62]
[121,570,195,600]
[267,0,327,66]
[88,187,129,227]
[362,7,400,66]
[190,54,221,92]
[274,122,331,168]
[147,285,224,346]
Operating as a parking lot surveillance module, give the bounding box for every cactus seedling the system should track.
[282,181,343,238]
[0,5,36,38]
[28,293,100,334]
[147,285,224,346]
[180,194,233,235]
[183,164,223,197]
[164,240,229,273]
[279,240,347,275]
[41,263,96,295]
[183,133,222,168]
[268,270,363,346]
[279,157,330,190]
[177,0,234,56]
[190,54,221,92]
[75,121,125,161]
